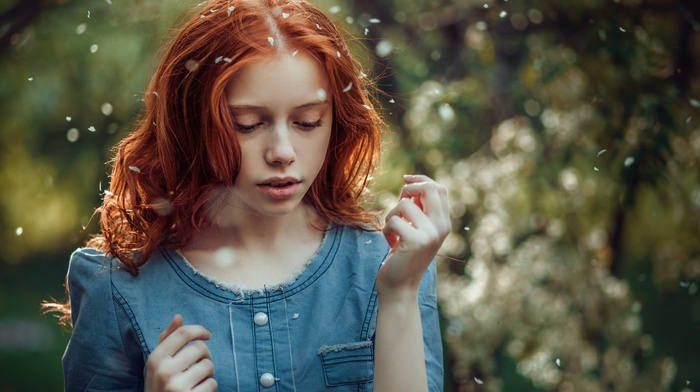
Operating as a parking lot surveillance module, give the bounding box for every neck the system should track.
[191,202,325,252]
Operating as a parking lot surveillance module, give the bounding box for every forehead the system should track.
[226,52,329,107]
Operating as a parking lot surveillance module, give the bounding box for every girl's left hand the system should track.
[378,174,450,300]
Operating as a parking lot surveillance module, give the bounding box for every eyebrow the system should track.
[228,100,330,112]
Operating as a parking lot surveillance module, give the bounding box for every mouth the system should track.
[260,177,301,187]
[257,177,302,199]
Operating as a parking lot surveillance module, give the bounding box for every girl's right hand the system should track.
[146,314,217,392]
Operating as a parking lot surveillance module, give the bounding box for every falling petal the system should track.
[556,358,561,367]
[87,11,91,18]
[593,167,599,171]
[691,99,700,107]
[336,51,341,58]
[365,239,372,244]
[227,6,235,16]
[224,57,232,63]
[343,82,353,93]
[90,44,99,53]
[215,56,223,63]
[329,5,341,13]
[292,313,299,319]
[624,156,635,167]
[129,166,141,173]
[15,227,23,236]
[67,128,79,142]
[499,11,508,18]
[369,18,381,23]
[153,91,159,97]
[101,102,113,116]
[483,4,489,8]
[474,377,483,385]
[282,12,290,19]
[364,28,369,35]
[185,59,200,71]
[75,23,87,35]
[292,50,299,57]
[687,116,692,124]
[438,104,456,122]
[152,197,174,216]
[105,0,112,4]
[389,98,395,103]
[88,126,96,132]
[27,77,33,81]
[619,27,626,32]
[597,149,606,157]
[268,36,274,46]
[464,226,470,231]
[363,104,371,110]
[345,16,354,24]
[375,40,394,57]
[66,116,72,121]
[316,23,322,29]
[210,8,217,12]
[316,88,327,100]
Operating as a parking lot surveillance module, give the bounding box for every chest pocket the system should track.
[318,341,374,388]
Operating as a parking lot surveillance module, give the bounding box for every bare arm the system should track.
[374,175,450,392]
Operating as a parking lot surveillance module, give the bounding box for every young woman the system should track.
[48,0,450,390]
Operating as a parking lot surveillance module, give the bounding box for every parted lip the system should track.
[258,176,301,186]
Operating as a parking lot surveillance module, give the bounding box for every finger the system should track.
[154,325,212,360]
[389,198,432,230]
[159,314,184,344]
[192,377,218,392]
[383,214,418,250]
[170,340,212,371]
[173,358,215,390]
[403,174,433,184]
[399,182,449,224]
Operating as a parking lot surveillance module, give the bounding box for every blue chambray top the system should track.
[63,225,443,391]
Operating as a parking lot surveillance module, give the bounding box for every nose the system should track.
[264,124,296,166]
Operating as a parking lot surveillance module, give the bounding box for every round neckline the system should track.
[161,225,343,304]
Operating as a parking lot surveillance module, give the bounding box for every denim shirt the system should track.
[63,225,443,391]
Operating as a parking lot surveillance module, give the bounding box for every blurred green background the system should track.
[1,0,699,390]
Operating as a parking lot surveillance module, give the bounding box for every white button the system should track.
[259,372,275,387]
[253,312,269,326]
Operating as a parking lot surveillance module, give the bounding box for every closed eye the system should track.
[296,119,323,130]
[235,123,263,133]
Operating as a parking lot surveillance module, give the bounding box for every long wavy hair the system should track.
[45,0,383,326]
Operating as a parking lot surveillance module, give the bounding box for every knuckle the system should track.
[193,340,208,352]
[201,358,215,372]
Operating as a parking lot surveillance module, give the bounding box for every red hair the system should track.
[100,0,383,270]
[45,0,384,326]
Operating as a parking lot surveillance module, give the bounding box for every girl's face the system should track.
[224,51,332,220]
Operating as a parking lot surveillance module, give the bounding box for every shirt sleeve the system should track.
[418,260,444,392]
[64,248,145,391]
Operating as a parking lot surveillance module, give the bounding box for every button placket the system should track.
[252,296,277,389]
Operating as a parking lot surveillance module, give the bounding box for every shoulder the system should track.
[66,248,118,323]
[334,225,390,263]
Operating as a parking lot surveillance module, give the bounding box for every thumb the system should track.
[159,314,183,344]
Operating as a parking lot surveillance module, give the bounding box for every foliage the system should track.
[1,0,699,391]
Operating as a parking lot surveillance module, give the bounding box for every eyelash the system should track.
[234,120,323,133]
[297,119,323,129]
